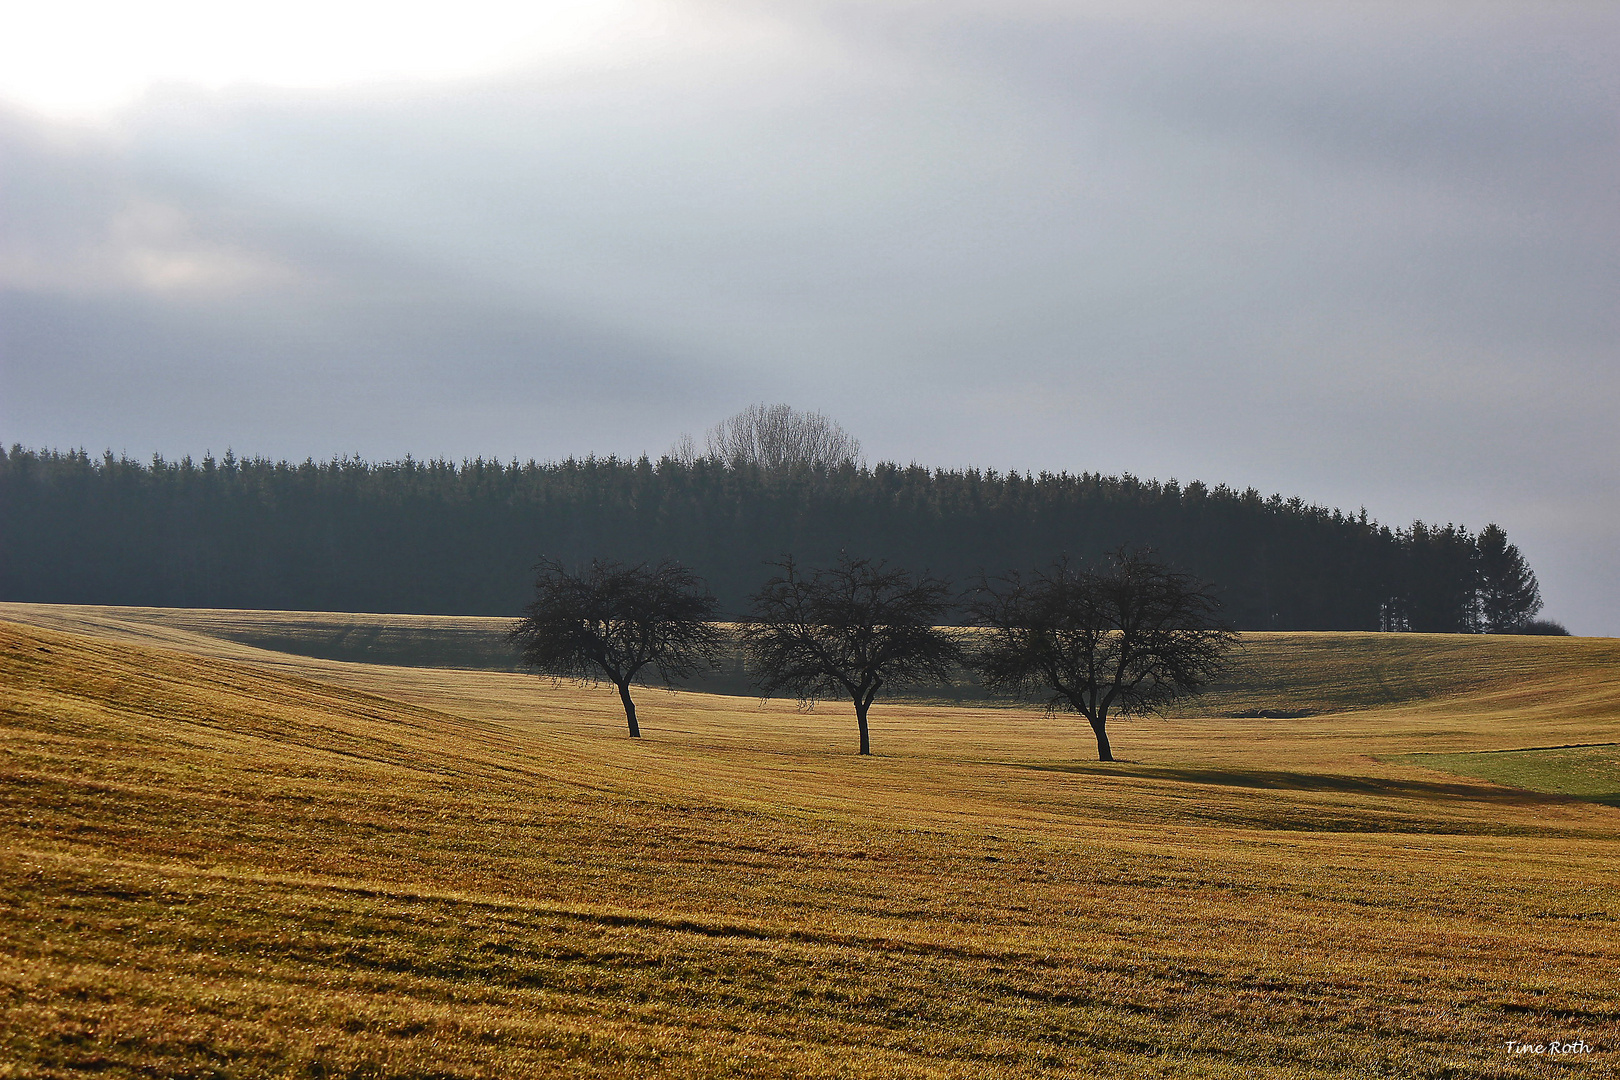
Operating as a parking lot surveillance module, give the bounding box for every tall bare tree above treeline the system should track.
[670,403,863,471]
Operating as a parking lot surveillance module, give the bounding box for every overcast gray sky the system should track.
[2,0,1616,632]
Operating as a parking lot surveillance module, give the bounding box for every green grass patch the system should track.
[1392,743,1620,806]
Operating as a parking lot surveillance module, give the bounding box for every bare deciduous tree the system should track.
[666,432,701,466]
[509,558,723,737]
[674,403,861,471]
[740,555,961,754]
[969,549,1236,761]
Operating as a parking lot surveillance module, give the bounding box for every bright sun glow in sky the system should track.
[0,0,652,117]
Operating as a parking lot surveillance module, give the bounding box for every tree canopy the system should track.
[509,558,723,737]
[739,555,962,755]
[1,445,1548,633]
[674,403,863,471]
[969,550,1237,761]
[1476,524,1543,633]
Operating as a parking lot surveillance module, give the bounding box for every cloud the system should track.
[1,1,1616,630]
[0,107,746,460]
[0,196,299,296]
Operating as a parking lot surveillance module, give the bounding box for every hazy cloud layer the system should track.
[2,1,1617,631]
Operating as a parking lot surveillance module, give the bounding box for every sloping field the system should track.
[2,608,1619,1078]
[0,604,524,672]
[4,601,1617,717]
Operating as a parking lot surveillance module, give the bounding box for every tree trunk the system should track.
[854,700,871,755]
[1088,714,1113,761]
[617,681,641,738]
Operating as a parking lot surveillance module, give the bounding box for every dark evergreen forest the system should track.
[0,446,1539,631]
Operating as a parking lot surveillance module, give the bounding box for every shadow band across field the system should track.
[1011,761,1542,800]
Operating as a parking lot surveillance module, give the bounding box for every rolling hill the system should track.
[2,605,1617,1077]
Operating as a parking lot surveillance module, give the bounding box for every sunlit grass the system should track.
[2,606,1619,1077]
[1392,744,1620,806]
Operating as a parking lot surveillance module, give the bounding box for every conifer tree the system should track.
[1476,523,1542,633]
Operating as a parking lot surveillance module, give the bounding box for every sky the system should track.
[1,0,1616,633]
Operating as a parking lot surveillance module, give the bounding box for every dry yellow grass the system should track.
[2,604,1618,1078]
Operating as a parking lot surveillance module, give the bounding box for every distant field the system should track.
[2,605,1619,1078]
[0,603,526,670]
[2,601,1613,714]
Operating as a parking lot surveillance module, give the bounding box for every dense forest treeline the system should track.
[0,446,1542,631]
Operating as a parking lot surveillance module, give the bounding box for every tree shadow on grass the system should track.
[1011,762,1576,803]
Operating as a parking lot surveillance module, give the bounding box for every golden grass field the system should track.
[2,602,1617,1078]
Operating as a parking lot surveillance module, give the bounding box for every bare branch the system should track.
[967,548,1236,761]
[509,558,724,737]
[738,554,962,754]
